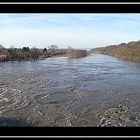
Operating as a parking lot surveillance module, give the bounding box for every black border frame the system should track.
[0,4,140,13]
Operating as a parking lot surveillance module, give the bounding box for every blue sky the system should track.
[0,14,140,49]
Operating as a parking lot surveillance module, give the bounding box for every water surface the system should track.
[0,54,140,126]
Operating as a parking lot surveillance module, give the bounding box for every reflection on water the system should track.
[0,54,140,126]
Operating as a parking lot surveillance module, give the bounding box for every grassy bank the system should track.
[66,48,87,58]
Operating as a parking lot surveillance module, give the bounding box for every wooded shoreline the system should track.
[0,45,88,62]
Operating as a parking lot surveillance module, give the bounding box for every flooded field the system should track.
[0,54,140,127]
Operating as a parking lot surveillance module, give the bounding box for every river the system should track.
[0,54,140,127]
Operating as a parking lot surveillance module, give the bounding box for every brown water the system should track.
[0,54,140,127]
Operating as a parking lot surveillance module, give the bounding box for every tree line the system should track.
[0,44,88,62]
[0,44,67,62]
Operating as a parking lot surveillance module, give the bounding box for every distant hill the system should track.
[90,40,140,62]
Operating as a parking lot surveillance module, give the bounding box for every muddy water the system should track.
[0,54,140,127]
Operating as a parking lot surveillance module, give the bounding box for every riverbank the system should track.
[0,46,88,63]
[90,40,140,62]
[0,46,67,62]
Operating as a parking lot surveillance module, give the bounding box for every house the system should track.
[0,47,9,62]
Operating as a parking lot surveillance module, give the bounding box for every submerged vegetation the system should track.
[90,40,140,62]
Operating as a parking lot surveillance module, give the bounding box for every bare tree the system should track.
[30,47,39,61]
[48,45,58,56]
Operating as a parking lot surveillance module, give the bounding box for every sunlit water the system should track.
[0,54,140,126]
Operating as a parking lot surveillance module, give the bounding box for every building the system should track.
[0,47,9,62]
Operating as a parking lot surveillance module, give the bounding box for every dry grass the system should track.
[92,41,140,62]
[66,49,87,58]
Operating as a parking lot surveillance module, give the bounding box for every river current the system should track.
[0,54,140,127]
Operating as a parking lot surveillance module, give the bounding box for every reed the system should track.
[66,49,87,58]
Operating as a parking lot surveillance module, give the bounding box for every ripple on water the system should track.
[0,55,140,126]
[0,86,31,115]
